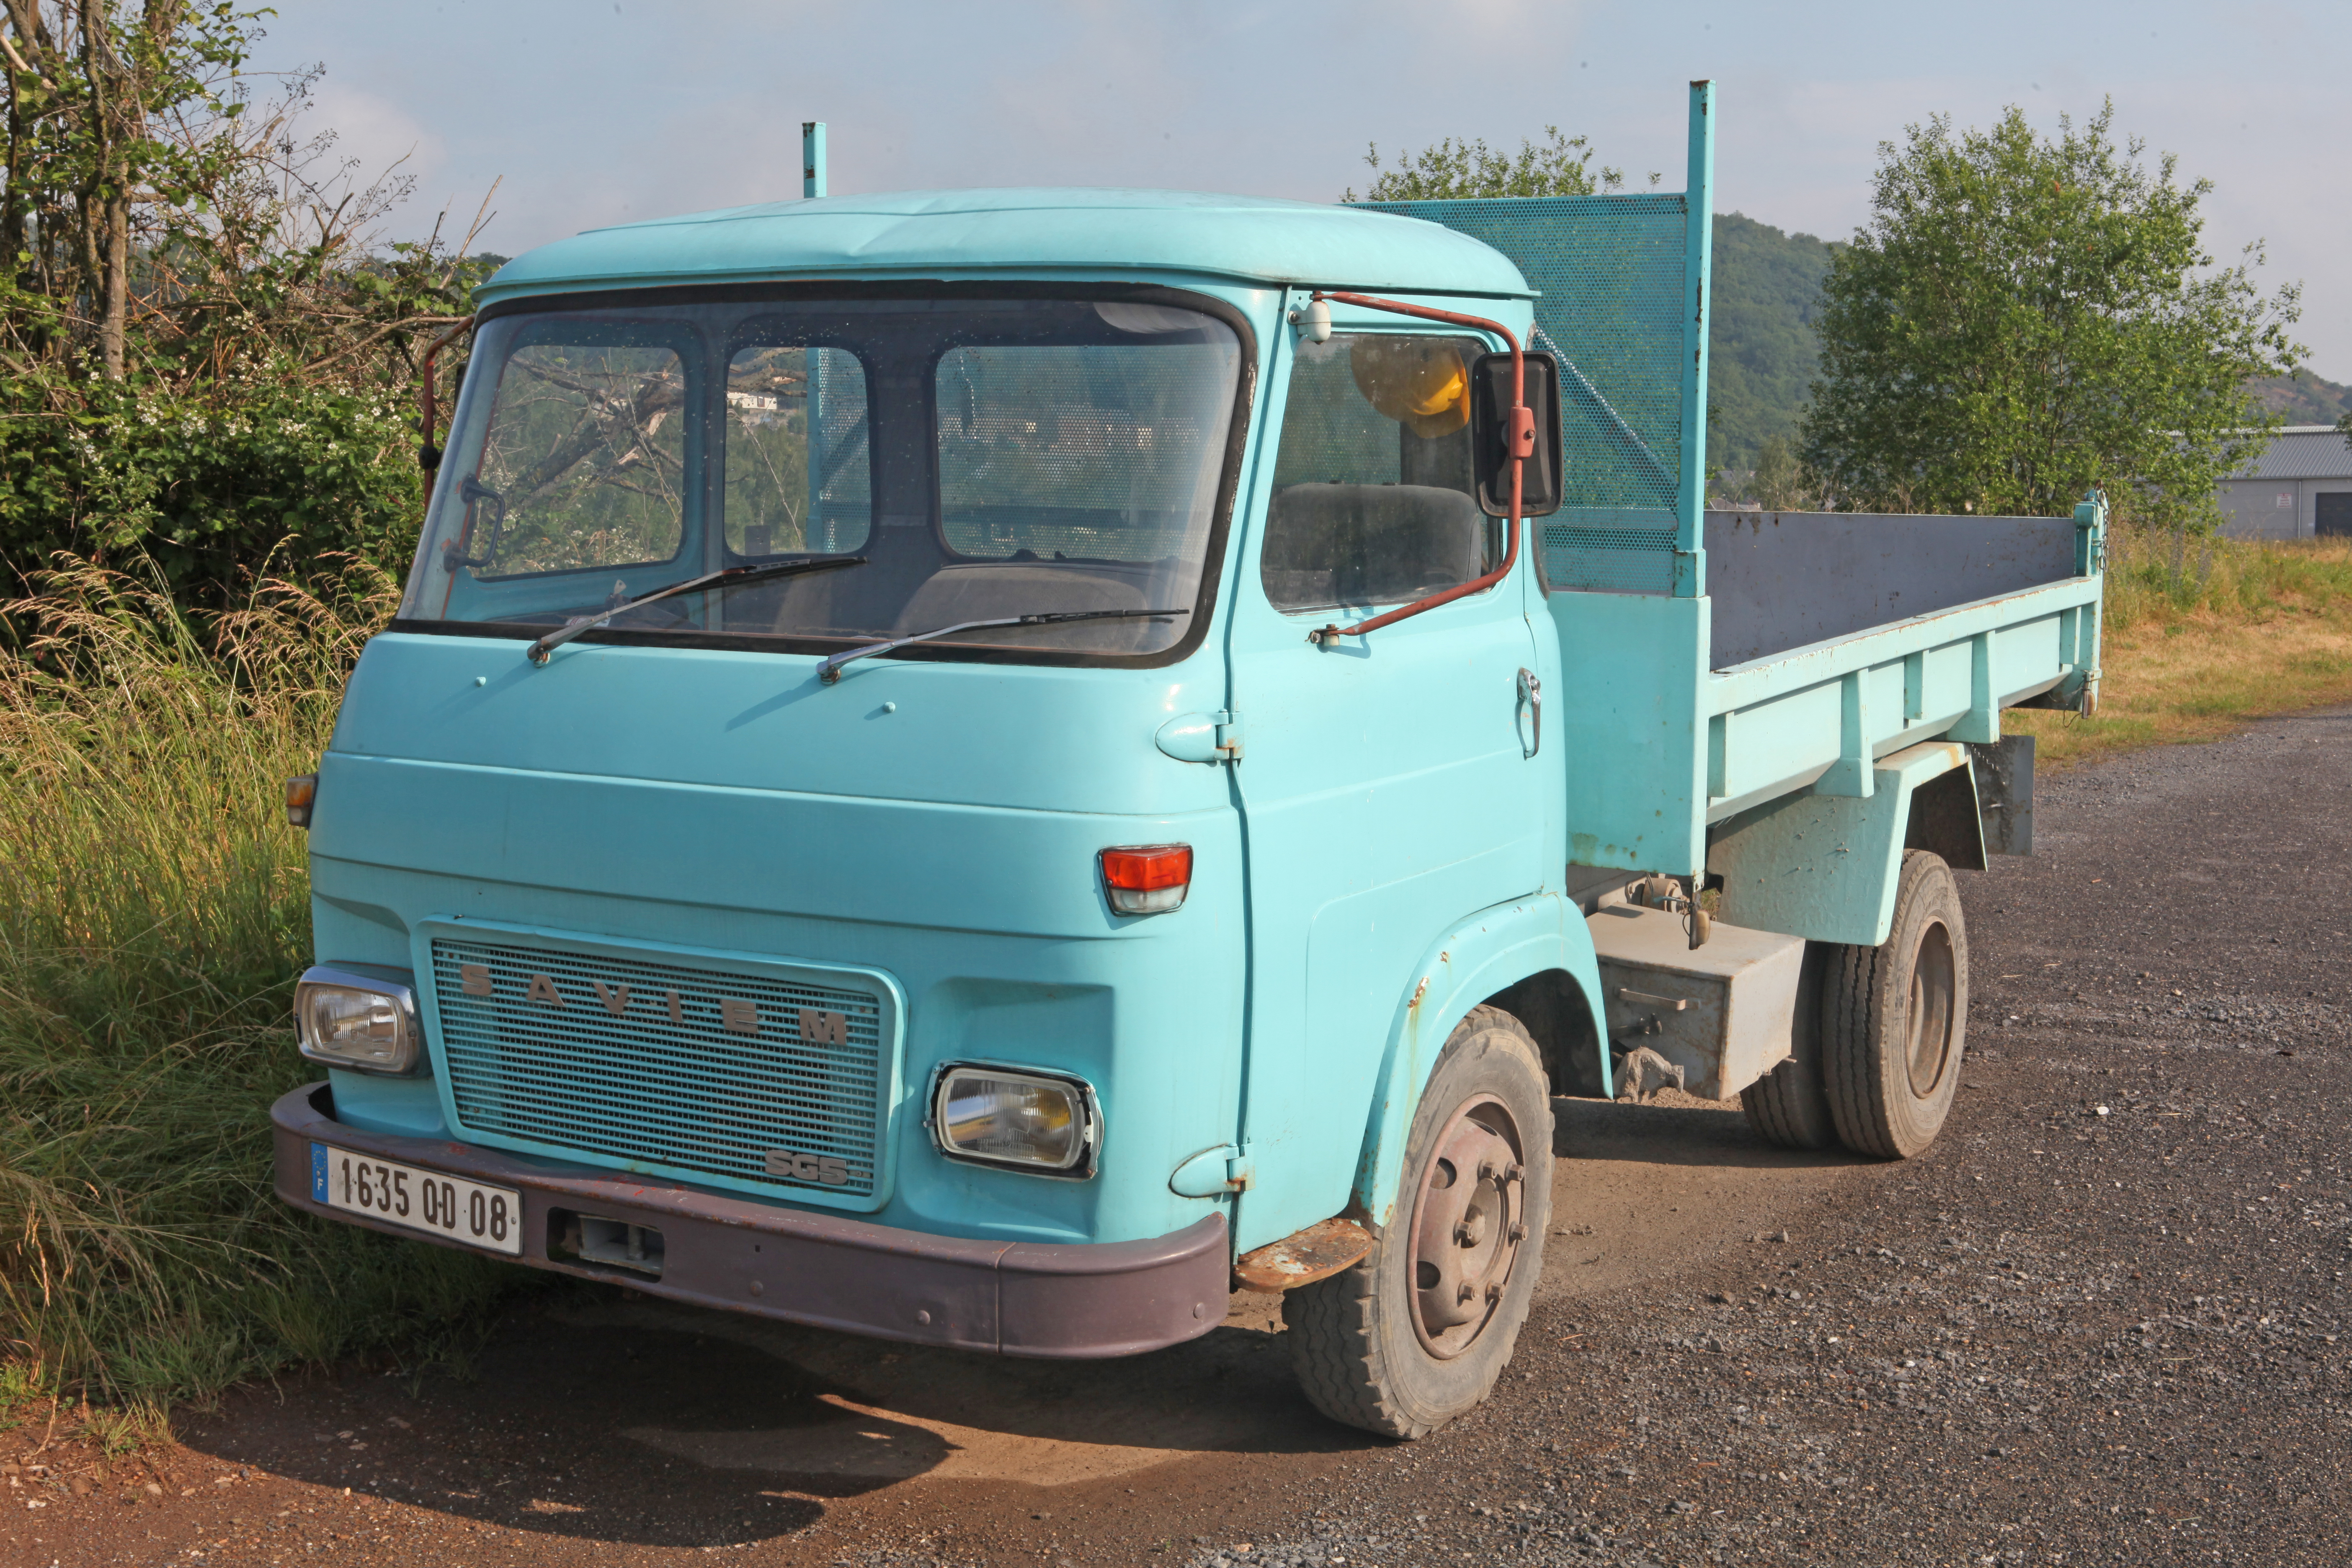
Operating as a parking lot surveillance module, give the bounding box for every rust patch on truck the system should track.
[1232,1217,1376,1292]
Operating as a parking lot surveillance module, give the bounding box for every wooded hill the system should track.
[1706,212,1838,485]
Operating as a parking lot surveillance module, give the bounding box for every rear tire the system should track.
[1821,849,1969,1159]
[1283,1005,1551,1439]
[1740,942,1836,1150]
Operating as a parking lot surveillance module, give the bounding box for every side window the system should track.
[1263,333,1492,613]
[470,340,687,577]
[724,344,872,557]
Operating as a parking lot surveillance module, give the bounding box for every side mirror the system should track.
[1469,350,1563,518]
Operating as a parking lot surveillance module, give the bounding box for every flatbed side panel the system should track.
[1707,576,2102,708]
[1703,578,2100,826]
[1553,591,1708,876]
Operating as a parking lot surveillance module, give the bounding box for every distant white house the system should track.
[2216,426,2352,540]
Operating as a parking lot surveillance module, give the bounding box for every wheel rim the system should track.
[1403,1093,1527,1360]
[1906,920,1957,1097]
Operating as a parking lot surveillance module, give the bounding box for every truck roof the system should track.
[475,187,1536,307]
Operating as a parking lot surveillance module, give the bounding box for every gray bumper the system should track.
[271,1083,1228,1358]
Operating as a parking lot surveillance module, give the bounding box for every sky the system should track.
[260,0,2349,374]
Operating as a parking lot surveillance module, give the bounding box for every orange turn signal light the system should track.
[285,773,318,829]
[1100,844,1191,915]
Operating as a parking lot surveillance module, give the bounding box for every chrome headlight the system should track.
[295,965,425,1076]
[929,1063,1100,1178]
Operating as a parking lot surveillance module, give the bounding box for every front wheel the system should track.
[1821,848,1970,1158]
[1283,1005,1552,1439]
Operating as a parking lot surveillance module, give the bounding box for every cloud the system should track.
[254,0,2352,371]
[303,80,444,194]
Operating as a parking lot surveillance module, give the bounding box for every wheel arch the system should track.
[1348,892,1606,1230]
[1709,740,1979,948]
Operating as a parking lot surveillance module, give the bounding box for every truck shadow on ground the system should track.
[174,1097,1878,1551]
[180,1279,1358,1551]
[1553,1091,1872,1171]
[1542,1092,1875,1302]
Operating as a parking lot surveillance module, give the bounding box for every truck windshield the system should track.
[398,292,1248,664]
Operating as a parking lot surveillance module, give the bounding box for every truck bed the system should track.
[1549,499,2102,884]
[1368,181,2104,896]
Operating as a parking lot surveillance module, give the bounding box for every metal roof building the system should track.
[2217,426,2352,540]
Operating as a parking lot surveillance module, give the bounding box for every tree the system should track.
[1800,102,2303,524]
[1,3,494,602]
[1345,126,1651,202]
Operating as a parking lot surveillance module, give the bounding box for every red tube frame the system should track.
[418,316,476,471]
[1304,290,1531,642]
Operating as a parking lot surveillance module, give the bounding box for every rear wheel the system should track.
[1821,849,1969,1158]
[1741,941,1836,1150]
[1283,1005,1551,1439]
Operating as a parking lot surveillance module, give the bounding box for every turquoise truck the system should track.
[272,85,2102,1438]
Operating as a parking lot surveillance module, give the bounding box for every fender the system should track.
[1348,891,1607,1230]
[1709,740,1976,947]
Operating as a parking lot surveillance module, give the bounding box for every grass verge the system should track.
[2009,531,2352,769]
[0,557,531,1429]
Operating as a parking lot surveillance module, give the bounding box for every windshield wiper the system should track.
[816,607,1189,684]
[526,555,868,664]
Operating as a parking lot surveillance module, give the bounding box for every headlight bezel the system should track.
[294,964,428,1077]
[926,1060,1102,1180]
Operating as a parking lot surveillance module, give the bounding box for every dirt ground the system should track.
[6,706,2346,1567]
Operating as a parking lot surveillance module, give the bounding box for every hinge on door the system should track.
[1169,1141,1255,1197]
[1213,710,1244,761]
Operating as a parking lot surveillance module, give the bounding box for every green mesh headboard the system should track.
[1358,194,1691,595]
[1355,89,1714,597]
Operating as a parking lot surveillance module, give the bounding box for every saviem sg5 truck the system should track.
[274,86,2100,1438]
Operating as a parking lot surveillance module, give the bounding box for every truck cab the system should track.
[276,188,1585,1410]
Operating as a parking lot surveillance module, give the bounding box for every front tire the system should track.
[1821,849,1969,1158]
[1283,1005,1551,1439]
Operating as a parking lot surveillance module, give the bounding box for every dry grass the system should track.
[2009,532,2352,769]
[0,555,530,1426]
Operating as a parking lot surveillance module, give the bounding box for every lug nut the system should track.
[1509,1221,1528,1243]
[1457,1282,1476,1305]
[1486,1282,1503,1303]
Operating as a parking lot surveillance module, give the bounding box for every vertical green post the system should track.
[802,121,828,199]
[801,122,829,544]
[1674,80,1715,596]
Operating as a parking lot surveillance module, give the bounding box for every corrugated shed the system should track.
[2229,428,2352,480]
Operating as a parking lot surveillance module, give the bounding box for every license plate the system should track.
[310,1144,523,1256]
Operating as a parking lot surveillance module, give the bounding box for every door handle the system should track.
[1517,668,1541,758]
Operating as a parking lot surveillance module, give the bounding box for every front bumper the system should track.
[271,1083,1228,1358]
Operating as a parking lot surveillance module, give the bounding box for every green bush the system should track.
[0,375,426,605]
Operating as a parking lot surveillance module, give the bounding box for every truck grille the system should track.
[426,935,892,1207]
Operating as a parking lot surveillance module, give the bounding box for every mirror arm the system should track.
[1303,291,1524,646]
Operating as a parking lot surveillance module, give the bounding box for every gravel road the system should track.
[8,706,2345,1567]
